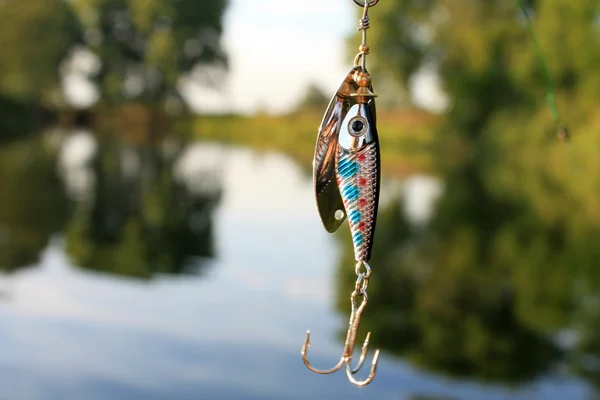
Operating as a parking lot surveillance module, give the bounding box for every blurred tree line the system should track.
[0,0,228,137]
[0,0,229,277]
[64,135,222,279]
[333,0,600,392]
[69,0,227,107]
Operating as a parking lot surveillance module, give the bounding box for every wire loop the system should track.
[353,0,379,7]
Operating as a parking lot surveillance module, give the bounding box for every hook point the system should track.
[302,330,311,354]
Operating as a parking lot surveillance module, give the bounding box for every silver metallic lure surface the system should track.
[302,0,381,387]
[336,99,380,262]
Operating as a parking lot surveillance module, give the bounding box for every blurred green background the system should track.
[0,0,598,399]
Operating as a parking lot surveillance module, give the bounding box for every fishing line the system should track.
[515,0,570,141]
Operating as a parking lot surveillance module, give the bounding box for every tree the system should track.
[65,136,222,279]
[70,0,229,107]
[0,136,69,273]
[0,0,82,105]
[293,83,330,113]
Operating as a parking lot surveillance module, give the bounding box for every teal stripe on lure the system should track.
[349,210,362,224]
[338,157,351,170]
[338,158,359,178]
[342,184,360,202]
[353,232,364,247]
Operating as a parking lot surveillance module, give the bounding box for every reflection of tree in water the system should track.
[333,158,600,384]
[64,135,222,279]
[0,135,69,273]
[569,295,600,391]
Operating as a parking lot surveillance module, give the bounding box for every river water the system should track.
[0,132,592,399]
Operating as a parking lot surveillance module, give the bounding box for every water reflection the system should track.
[0,134,594,399]
[0,135,68,274]
[335,156,600,389]
[60,131,222,279]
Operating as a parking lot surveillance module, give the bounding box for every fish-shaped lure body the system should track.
[313,68,380,261]
[336,102,380,262]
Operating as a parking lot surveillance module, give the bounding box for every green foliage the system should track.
[293,84,331,113]
[0,0,82,104]
[65,135,221,279]
[70,0,229,105]
[369,0,599,134]
[0,0,229,112]
[0,96,40,141]
[0,135,69,273]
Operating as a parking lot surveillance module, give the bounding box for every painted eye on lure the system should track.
[349,117,368,137]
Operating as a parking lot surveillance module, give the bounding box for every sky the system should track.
[63,0,447,115]
[182,0,356,115]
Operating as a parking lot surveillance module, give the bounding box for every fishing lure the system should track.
[301,0,381,387]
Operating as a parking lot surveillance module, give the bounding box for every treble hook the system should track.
[301,290,380,386]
